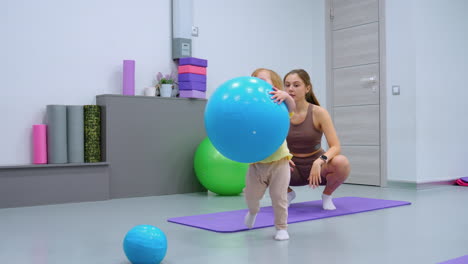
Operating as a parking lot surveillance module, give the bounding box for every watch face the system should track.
[321,155,328,161]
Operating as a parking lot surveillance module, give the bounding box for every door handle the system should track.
[360,76,378,84]
[360,76,378,93]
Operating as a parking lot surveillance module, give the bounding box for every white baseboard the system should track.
[387,179,458,190]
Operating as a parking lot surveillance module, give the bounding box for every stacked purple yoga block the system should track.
[178,57,207,99]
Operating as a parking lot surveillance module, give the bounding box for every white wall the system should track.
[385,0,418,182]
[414,0,468,182]
[192,0,325,102]
[386,0,468,183]
[2,0,175,165]
[1,0,325,165]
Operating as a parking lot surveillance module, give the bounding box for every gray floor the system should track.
[0,184,466,264]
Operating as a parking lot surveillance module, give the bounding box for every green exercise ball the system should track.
[194,137,248,195]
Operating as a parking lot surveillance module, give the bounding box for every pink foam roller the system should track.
[33,124,47,164]
[178,65,207,75]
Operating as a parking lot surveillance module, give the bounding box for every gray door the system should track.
[329,0,383,185]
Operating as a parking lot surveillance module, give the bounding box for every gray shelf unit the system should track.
[96,95,206,199]
[0,95,207,209]
[0,162,110,208]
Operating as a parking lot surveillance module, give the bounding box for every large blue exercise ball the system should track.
[205,76,290,163]
[123,225,167,264]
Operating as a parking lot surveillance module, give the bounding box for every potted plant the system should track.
[156,72,177,97]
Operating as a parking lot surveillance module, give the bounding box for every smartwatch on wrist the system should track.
[320,154,328,164]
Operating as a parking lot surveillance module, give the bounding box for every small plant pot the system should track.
[144,87,157,96]
[160,84,173,97]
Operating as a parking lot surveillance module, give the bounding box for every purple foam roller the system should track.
[123,60,135,95]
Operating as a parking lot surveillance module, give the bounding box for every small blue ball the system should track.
[123,225,167,264]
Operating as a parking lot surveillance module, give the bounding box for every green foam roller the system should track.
[84,105,101,162]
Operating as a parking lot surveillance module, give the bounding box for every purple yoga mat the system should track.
[438,255,468,264]
[123,60,135,95]
[168,197,411,233]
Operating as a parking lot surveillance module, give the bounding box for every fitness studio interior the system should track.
[1,0,467,263]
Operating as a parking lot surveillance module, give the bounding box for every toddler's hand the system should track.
[269,87,289,104]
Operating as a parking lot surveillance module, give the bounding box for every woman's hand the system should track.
[269,87,289,104]
[308,159,324,188]
[289,159,295,172]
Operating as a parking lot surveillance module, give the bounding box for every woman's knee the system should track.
[330,155,350,176]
